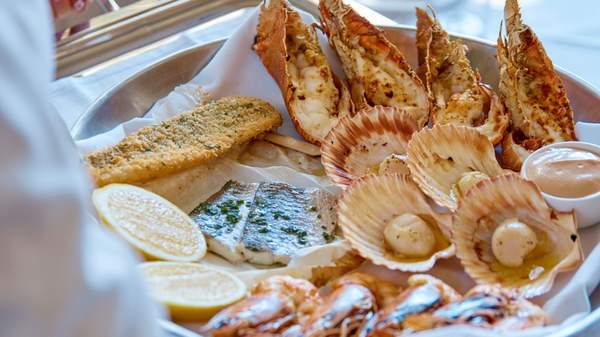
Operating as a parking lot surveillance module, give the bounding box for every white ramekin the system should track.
[521,141,600,228]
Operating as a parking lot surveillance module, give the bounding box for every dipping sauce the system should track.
[525,147,600,198]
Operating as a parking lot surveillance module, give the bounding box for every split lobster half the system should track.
[497,0,576,170]
[254,0,353,145]
[319,0,430,128]
[416,7,508,146]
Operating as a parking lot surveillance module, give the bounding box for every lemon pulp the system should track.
[139,262,247,322]
[93,183,206,262]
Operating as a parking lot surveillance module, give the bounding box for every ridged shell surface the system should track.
[453,174,583,297]
[321,106,417,187]
[407,124,505,210]
[338,174,455,272]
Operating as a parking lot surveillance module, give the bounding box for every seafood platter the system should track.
[77,0,600,336]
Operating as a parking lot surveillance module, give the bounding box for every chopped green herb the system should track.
[193,202,218,216]
[249,212,268,226]
[309,206,317,212]
[258,227,269,234]
[226,213,241,224]
[209,199,244,224]
[273,210,291,220]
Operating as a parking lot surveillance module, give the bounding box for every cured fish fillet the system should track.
[497,0,576,170]
[319,0,430,127]
[86,96,282,186]
[416,8,508,145]
[190,180,337,265]
[254,0,353,145]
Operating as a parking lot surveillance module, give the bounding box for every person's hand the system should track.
[50,0,89,19]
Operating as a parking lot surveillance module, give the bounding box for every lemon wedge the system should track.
[93,184,206,262]
[139,262,247,321]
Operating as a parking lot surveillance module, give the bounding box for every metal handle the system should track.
[55,0,396,78]
[56,0,261,77]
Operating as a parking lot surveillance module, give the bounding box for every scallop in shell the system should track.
[338,174,455,272]
[407,124,505,210]
[321,106,417,187]
[453,174,583,297]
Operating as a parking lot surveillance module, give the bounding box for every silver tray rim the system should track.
[71,24,600,139]
[72,24,600,337]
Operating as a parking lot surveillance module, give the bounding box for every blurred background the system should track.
[58,0,600,86]
[52,0,600,129]
[361,0,600,89]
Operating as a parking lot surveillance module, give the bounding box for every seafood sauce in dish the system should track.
[521,141,600,228]
[524,146,600,198]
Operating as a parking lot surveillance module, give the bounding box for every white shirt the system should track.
[0,2,161,337]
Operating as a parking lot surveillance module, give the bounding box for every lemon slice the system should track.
[139,262,247,321]
[93,184,206,262]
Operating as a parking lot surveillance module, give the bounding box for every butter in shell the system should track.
[338,174,455,272]
[453,174,583,298]
[407,124,505,210]
[321,106,417,187]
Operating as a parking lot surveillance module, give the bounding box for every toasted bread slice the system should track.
[498,0,576,170]
[416,7,508,145]
[319,0,430,127]
[254,0,352,145]
[86,96,282,186]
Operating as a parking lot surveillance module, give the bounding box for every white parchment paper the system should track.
[77,6,600,336]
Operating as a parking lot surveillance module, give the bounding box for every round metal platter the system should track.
[71,25,600,139]
[72,25,600,337]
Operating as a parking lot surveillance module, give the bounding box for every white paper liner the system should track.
[76,5,600,336]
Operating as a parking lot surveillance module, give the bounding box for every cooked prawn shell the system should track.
[453,174,583,298]
[254,0,353,145]
[497,0,576,170]
[283,272,396,337]
[404,284,547,331]
[407,124,505,210]
[416,7,508,145]
[319,0,430,127]
[338,174,455,272]
[202,275,321,336]
[332,272,401,308]
[321,106,417,187]
[357,274,461,337]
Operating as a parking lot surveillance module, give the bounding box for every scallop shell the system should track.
[338,174,455,272]
[407,124,505,210]
[321,106,418,187]
[453,174,583,297]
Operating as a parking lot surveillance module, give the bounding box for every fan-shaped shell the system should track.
[321,106,418,187]
[407,124,505,210]
[338,174,455,272]
[453,174,583,297]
